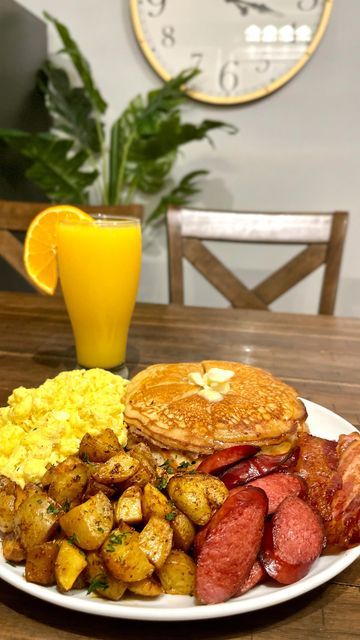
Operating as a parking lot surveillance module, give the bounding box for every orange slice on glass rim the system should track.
[24,205,93,295]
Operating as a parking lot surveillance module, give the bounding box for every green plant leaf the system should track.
[131,114,237,162]
[107,68,235,205]
[146,170,208,225]
[0,129,97,202]
[44,12,107,114]
[38,63,101,155]
[127,152,177,195]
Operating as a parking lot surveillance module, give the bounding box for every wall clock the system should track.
[130,0,333,105]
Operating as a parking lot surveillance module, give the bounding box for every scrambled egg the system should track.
[0,369,128,487]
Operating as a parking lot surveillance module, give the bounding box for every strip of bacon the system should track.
[296,432,340,527]
[326,433,360,547]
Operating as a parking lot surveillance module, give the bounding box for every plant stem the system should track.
[114,132,135,205]
[124,178,138,205]
[94,117,108,204]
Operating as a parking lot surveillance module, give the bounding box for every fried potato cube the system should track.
[123,443,157,489]
[101,527,154,583]
[91,452,140,485]
[127,576,163,597]
[25,541,59,585]
[47,455,89,509]
[115,486,143,525]
[60,492,113,551]
[14,493,60,551]
[2,532,26,563]
[55,540,87,592]
[87,551,127,601]
[0,476,25,534]
[141,483,172,521]
[167,474,228,526]
[157,550,196,596]
[83,478,117,500]
[139,516,173,569]
[79,429,122,463]
[171,511,196,552]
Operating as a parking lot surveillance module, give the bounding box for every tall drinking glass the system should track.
[57,215,141,377]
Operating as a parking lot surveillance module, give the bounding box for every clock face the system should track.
[130,0,332,105]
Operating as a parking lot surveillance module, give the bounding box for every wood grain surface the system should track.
[0,292,359,639]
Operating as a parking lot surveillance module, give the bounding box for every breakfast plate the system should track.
[0,398,359,621]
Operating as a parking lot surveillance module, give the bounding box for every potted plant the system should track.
[0,13,236,227]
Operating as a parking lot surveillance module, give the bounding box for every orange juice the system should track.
[57,216,141,370]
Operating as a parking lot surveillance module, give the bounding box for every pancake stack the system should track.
[124,361,307,456]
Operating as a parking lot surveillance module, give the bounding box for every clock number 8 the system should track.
[161,26,175,47]
[219,60,239,93]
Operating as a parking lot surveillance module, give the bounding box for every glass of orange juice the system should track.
[57,214,141,377]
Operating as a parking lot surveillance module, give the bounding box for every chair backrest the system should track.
[166,207,348,315]
[0,200,143,291]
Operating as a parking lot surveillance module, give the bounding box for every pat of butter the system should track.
[198,388,223,402]
[188,371,205,386]
[187,367,234,402]
[206,368,235,383]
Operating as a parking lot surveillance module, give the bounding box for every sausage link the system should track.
[249,472,307,514]
[220,447,300,489]
[260,495,325,585]
[195,486,268,604]
[197,445,259,475]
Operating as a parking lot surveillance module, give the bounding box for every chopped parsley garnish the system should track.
[178,460,196,469]
[87,574,109,594]
[159,459,174,474]
[67,533,79,546]
[165,511,176,521]
[62,498,71,513]
[106,531,131,552]
[157,476,168,490]
[81,453,95,465]
[47,503,60,515]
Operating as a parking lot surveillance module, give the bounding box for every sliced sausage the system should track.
[249,472,307,514]
[259,495,325,585]
[197,445,259,475]
[234,559,266,596]
[220,447,300,489]
[195,486,268,605]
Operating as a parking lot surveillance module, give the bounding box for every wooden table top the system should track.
[0,291,359,639]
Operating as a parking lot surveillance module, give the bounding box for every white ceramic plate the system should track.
[1,398,359,621]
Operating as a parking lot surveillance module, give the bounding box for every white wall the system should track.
[16,0,360,316]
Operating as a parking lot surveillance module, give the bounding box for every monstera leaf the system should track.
[38,63,102,155]
[0,130,97,202]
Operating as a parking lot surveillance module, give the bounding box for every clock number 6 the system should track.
[219,60,239,93]
[161,26,175,47]
[147,0,166,18]
[297,0,319,10]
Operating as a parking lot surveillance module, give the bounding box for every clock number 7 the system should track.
[297,0,319,10]
[190,53,203,69]
[147,0,166,18]
[219,60,239,92]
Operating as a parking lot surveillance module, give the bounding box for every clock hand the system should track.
[224,0,283,17]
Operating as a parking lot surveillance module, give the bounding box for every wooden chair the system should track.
[0,200,143,291]
[166,207,349,315]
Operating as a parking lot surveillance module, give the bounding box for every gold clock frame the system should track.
[130,0,333,105]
